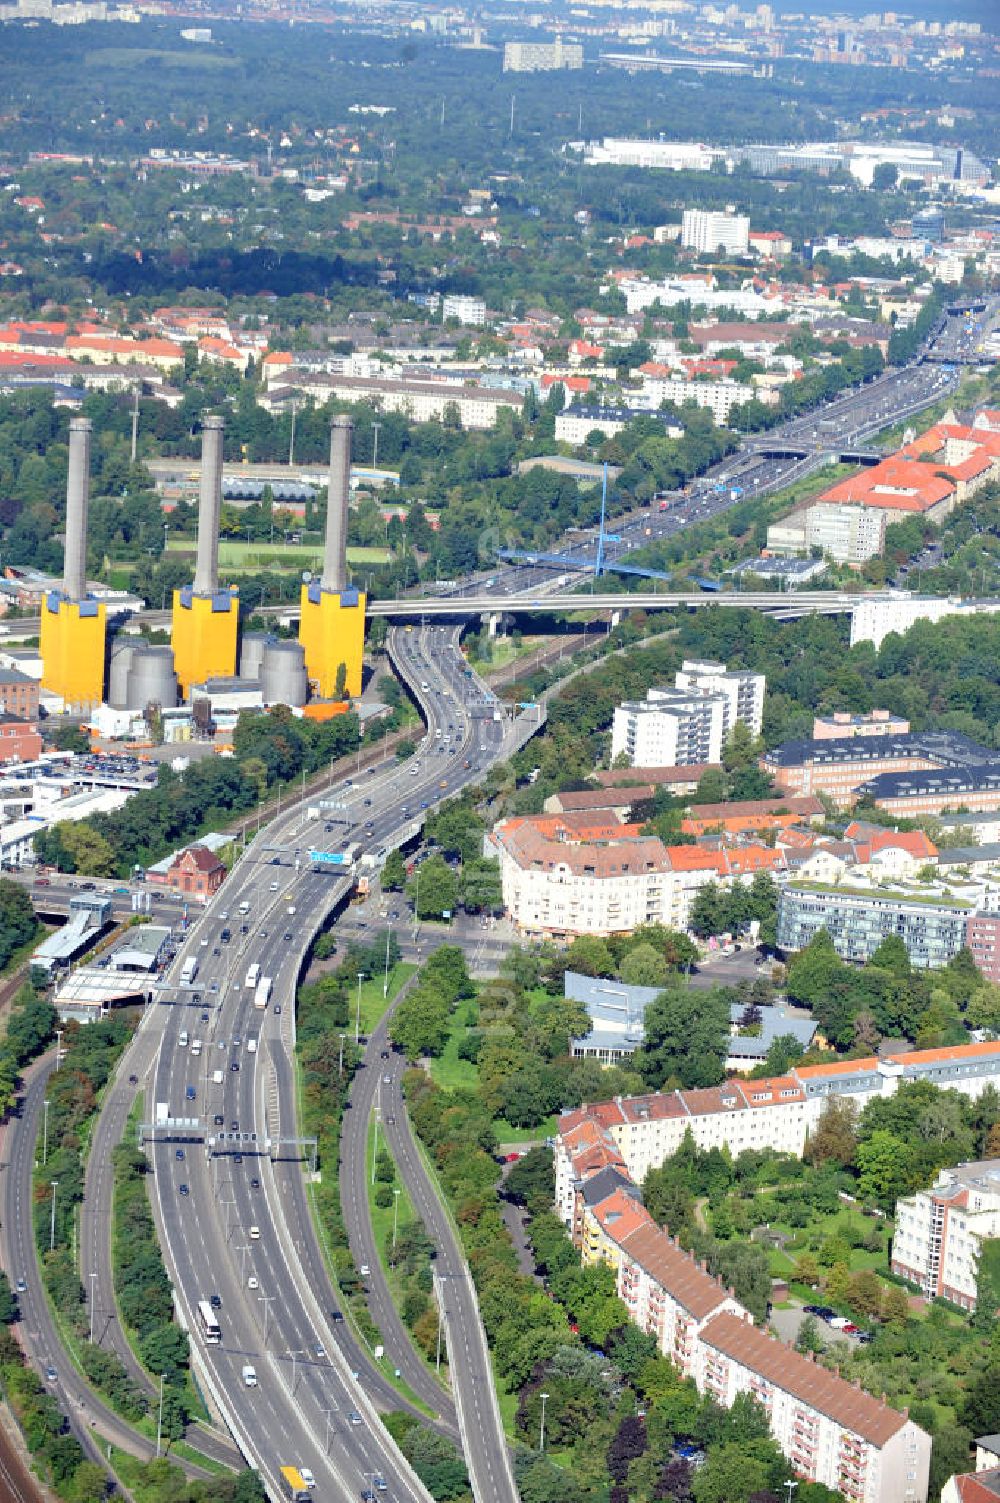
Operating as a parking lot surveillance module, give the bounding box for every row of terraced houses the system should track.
[553,1039,1000,1502]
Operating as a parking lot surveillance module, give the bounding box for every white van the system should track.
[242,1364,257,1388]
[247,1039,257,1055]
[212,1069,224,1085]
[249,1225,260,1240]
[178,1031,189,1048]
[191,1039,202,1057]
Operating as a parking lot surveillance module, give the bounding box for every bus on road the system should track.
[279,1466,311,1501]
[245,962,261,990]
[180,956,199,986]
[196,1300,221,1344]
[254,976,273,1011]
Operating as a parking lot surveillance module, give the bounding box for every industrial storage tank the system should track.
[108,640,136,708]
[239,632,273,681]
[261,641,307,708]
[126,646,178,711]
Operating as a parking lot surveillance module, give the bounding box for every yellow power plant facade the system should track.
[298,582,366,700]
[40,595,106,713]
[171,586,239,697]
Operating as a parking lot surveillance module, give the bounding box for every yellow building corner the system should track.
[298,583,366,700]
[40,595,106,713]
[171,587,239,697]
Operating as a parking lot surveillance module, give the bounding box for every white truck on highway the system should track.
[254,976,273,1011]
[242,1364,257,1388]
[245,962,261,990]
[180,956,199,985]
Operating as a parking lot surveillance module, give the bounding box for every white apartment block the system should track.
[484,813,773,941]
[768,501,886,566]
[267,372,523,431]
[675,657,765,739]
[849,594,1000,651]
[696,1313,929,1503]
[503,37,583,71]
[891,1160,1000,1312]
[555,1040,1000,1217]
[681,209,750,257]
[640,374,755,423]
[560,1095,934,1500]
[612,686,728,768]
[612,661,765,767]
[441,295,487,327]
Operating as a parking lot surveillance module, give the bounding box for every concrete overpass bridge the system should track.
[359,588,877,619]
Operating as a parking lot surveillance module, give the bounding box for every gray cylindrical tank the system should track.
[126,646,178,711]
[108,640,136,708]
[261,640,307,708]
[240,631,273,681]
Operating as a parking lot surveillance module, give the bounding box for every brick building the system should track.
[164,844,226,899]
[0,712,42,763]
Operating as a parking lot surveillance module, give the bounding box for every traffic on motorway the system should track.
[128,621,518,1503]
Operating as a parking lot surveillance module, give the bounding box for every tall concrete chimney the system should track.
[63,417,92,602]
[194,415,225,596]
[321,414,352,594]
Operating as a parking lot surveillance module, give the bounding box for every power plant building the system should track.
[298,415,366,701]
[170,415,239,696]
[40,417,106,713]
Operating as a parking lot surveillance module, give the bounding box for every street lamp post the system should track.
[42,1098,49,1166]
[383,928,392,999]
[539,1391,550,1453]
[392,1187,401,1250]
[89,1272,98,1344]
[49,1181,58,1252]
[338,1034,346,1078]
[371,1108,380,1186]
[55,1030,63,1069]
[288,1348,304,1395]
[784,1484,798,1503]
[155,1373,165,1458]
[355,972,366,1044]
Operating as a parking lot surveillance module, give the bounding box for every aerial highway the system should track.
[116,619,527,1503]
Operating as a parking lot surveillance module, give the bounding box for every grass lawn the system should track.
[166,538,390,570]
[494,1116,558,1145]
[429,1022,556,1142]
[364,1115,444,1407]
[430,1029,478,1092]
[357,963,416,1036]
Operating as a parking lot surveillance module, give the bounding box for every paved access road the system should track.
[344,998,521,1503]
[0,1054,216,1480]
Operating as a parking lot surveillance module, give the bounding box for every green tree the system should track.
[638,987,729,1089]
[410,856,457,920]
[856,1129,917,1206]
[620,943,669,988]
[382,848,407,891]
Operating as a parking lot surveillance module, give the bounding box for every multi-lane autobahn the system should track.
[95,621,528,1503]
